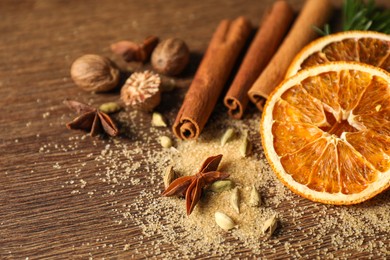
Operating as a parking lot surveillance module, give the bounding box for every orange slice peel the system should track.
[286,31,390,78]
[261,62,390,205]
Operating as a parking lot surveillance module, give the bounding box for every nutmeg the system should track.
[120,70,161,111]
[151,38,190,76]
[70,54,120,92]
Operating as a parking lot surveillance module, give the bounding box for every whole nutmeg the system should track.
[151,38,190,76]
[70,54,120,92]
[120,70,161,111]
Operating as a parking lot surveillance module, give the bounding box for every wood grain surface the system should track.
[1,0,389,259]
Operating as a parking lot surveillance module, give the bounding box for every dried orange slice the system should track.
[261,62,390,204]
[286,31,390,77]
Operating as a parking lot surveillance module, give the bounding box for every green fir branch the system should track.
[314,0,390,35]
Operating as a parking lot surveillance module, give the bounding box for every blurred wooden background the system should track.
[1,0,389,258]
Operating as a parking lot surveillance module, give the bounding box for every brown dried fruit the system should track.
[141,36,160,61]
[151,38,190,76]
[70,54,120,92]
[110,41,140,62]
[120,70,161,111]
[110,36,159,63]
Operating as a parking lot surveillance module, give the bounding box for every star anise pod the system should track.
[64,99,118,137]
[162,154,229,215]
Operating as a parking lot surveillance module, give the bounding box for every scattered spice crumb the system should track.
[42,112,50,118]
[80,179,87,188]
[49,106,390,258]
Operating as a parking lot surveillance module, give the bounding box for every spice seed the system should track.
[209,180,234,193]
[215,211,236,231]
[99,102,121,114]
[152,112,167,127]
[159,136,172,148]
[262,214,278,237]
[120,70,161,111]
[249,185,262,207]
[221,128,235,146]
[163,165,176,188]
[230,187,240,214]
[239,132,252,157]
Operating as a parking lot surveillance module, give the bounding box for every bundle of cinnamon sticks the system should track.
[173,0,333,140]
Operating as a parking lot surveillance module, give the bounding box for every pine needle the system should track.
[314,0,390,35]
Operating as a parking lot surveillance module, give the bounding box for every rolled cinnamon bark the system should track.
[173,17,252,140]
[224,1,294,119]
[248,0,333,110]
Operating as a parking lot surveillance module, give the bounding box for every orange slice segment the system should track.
[352,76,390,116]
[338,69,372,118]
[308,139,339,194]
[261,62,390,205]
[272,121,323,156]
[337,140,376,194]
[286,31,390,77]
[280,137,329,187]
[353,111,390,136]
[345,130,390,172]
[301,71,341,119]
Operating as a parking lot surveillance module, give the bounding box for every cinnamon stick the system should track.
[173,17,252,140]
[223,1,294,119]
[248,0,333,110]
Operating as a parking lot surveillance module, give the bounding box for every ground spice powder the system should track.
[52,107,390,258]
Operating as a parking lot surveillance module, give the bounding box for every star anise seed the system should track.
[162,154,229,215]
[64,99,119,137]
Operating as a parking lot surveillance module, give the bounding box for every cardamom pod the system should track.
[262,214,278,236]
[161,78,176,92]
[249,185,261,207]
[99,102,121,114]
[209,180,234,193]
[163,165,176,188]
[221,128,235,146]
[152,112,167,127]
[239,131,252,157]
[215,211,236,231]
[159,136,172,148]
[230,187,240,214]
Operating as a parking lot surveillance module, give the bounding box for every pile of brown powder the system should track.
[53,107,389,258]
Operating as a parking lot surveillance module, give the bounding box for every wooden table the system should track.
[1,0,389,258]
